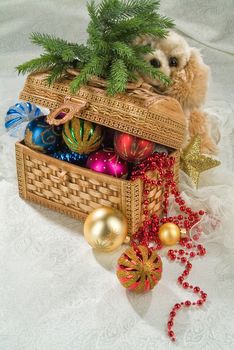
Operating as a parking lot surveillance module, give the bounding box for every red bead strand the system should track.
[167,239,207,341]
[130,152,207,341]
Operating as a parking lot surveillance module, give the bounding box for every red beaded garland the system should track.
[129,152,207,342]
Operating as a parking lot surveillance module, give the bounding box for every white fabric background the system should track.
[0,1,234,349]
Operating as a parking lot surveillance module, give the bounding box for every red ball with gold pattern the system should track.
[114,131,155,163]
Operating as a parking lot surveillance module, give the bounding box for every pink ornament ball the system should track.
[86,149,128,178]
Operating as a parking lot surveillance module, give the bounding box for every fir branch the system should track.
[17,0,174,95]
[112,42,134,59]
[70,56,105,93]
[30,32,90,63]
[107,59,128,95]
[46,65,68,85]
[16,54,57,74]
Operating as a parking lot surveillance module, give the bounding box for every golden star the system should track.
[180,135,221,187]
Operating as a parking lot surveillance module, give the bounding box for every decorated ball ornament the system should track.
[117,245,162,293]
[114,131,155,163]
[159,223,181,246]
[63,118,103,154]
[84,207,128,252]
[5,102,43,138]
[86,149,128,178]
[24,116,63,153]
[50,147,88,165]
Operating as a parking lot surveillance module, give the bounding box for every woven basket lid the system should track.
[19,72,185,150]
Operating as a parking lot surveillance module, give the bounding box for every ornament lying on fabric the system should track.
[117,245,162,293]
[114,131,155,163]
[5,102,43,138]
[86,149,128,178]
[84,207,128,252]
[24,115,63,153]
[63,118,103,154]
[159,223,181,246]
[180,135,221,187]
[50,147,88,165]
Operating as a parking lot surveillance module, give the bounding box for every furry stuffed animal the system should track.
[136,31,217,154]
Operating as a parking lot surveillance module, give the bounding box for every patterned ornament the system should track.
[50,147,88,165]
[5,102,43,138]
[63,118,103,154]
[84,207,128,252]
[117,245,162,292]
[86,149,128,178]
[114,131,155,163]
[24,116,63,153]
[159,223,181,246]
[180,135,221,187]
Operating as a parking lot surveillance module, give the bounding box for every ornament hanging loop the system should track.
[47,96,88,126]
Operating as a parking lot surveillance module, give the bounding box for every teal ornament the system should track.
[24,116,63,153]
[5,102,43,138]
[50,147,88,165]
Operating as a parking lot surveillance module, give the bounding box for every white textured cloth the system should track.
[0,1,234,349]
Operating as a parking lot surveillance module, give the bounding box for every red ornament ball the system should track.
[86,148,128,178]
[117,245,162,292]
[114,131,155,163]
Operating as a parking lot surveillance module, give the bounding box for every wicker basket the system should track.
[16,72,185,235]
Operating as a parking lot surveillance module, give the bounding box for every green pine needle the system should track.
[17,0,174,95]
[16,54,57,74]
[107,59,129,95]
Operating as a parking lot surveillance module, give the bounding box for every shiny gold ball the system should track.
[84,207,128,252]
[159,223,181,246]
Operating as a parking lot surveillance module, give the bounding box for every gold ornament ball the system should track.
[159,223,181,246]
[84,207,128,252]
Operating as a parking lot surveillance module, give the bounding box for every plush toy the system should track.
[136,31,217,154]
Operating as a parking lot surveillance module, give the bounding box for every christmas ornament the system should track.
[114,131,155,163]
[154,144,169,154]
[117,245,162,293]
[50,147,88,165]
[5,102,43,138]
[158,223,181,246]
[24,116,63,153]
[84,207,128,252]
[180,135,221,187]
[86,149,128,178]
[63,118,103,154]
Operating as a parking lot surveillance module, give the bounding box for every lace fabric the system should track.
[0,0,234,348]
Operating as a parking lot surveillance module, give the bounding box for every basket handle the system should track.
[47,96,88,126]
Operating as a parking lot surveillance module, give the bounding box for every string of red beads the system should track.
[130,152,207,341]
[167,237,207,341]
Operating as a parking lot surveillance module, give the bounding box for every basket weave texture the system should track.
[17,72,185,235]
[16,142,180,235]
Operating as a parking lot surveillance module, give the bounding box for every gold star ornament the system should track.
[180,135,221,187]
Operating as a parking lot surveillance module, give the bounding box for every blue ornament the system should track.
[50,147,88,165]
[24,116,63,153]
[5,102,43,138]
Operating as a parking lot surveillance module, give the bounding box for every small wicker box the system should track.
[16,72,185,235]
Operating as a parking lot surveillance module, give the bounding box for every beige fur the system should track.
[136,31,217,154]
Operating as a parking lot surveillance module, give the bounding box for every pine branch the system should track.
[107,59,128,95]
[70,56,105,93]
[17,0,174,95]
[16,54,57,74]
[46,65,68,85]
[112,42,135,59]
